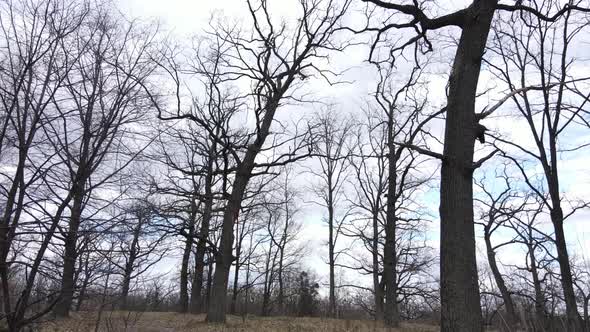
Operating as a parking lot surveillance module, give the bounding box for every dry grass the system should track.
[35,311,439,332]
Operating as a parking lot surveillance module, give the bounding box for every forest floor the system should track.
[35,311,439,332]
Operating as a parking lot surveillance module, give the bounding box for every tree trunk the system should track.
[528,243,547,332]
[75,252,91,311]
[550,205,583,331]
[383,112,400,327]
[277,244,285,315]
[179,199,197,313]
[261,238,273,317]
[206,192,241,322]
[190,142,215,314]
[439,1,497,331]
[230,262,240,315]
[205,254,214,309]
[372,211,384,321]
[328,189,336,318]
[206,99,279,322]
[54,187,84,318]
[230,221,242,315]
[120,216,141,311]
[484,233,517,329]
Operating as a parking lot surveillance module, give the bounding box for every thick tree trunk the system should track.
[206,193,241,322]
[484,234,517,329]
[206,99,278,322]
[54,187,84,318]
[439,1,497,331]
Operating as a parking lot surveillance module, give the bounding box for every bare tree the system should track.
[345,108,388,321]
[142,0,352,322]
[0,1,89,329]
[308,109,354,318]
[48,10,160,317]
[355,1,590,330]
[474,167,525,329]
[486,4,590,328]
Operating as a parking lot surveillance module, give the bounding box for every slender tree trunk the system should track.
[261,239,273,317]
[205,254,214,309]
[179,236,193,312]
[550,204,582,330]
[528,243,547,332]
[190,143,215,314]
[372,211,384,321]
[484,233,517,329]
[179,198,197,313]
[439,2,499,331]
[383,114,400,327]
[230,262,240,315]
[277,245,285,315]
[54,187,84,317]
[75,252,91,311]
[583,295,589,332]
[120,216,141,311]
[230,221,242,315]
[327,187,336,318]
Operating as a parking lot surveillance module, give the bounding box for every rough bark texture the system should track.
[439,1,497,331]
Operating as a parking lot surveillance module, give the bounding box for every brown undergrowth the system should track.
[34,311,439,332]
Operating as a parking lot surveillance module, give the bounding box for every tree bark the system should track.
[484,233,517,329]
[190,143,215,314]
[549,205,582,331]
[372,211,384,321]
[527,241,547,332]
[383,107,400,327]
[120,213,142,310]
[53,185,84,317]
[328,186,337,318]
[439,1,497,331]
[206,99,279,322]
[179,198,197,313]
[230,220,243,315]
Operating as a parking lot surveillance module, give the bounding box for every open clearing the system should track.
[36,311,438,332]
